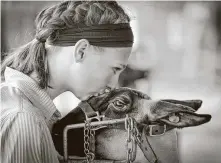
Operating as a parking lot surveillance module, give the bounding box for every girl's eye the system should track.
[112,67,122,74]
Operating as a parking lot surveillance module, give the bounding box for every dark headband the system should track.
[47,23,134,47]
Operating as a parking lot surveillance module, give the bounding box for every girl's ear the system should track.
[73,39,90,62]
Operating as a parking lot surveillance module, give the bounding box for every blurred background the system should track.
[1,1,221,163]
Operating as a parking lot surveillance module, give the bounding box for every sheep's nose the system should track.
[108,75,120,88]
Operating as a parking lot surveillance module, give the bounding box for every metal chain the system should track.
[84,120,95,163]
[132,120,142,146]
[125,116,137,163]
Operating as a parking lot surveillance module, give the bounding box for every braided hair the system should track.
[1,1,130,89]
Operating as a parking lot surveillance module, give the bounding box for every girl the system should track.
[1,1,133,163]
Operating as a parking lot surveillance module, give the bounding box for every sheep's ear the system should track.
[161,99,202,112]
[149,100,211,128]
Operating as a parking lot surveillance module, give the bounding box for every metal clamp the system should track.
[85,111,105,122]
[63,118,126,162]
[149,124,167,136]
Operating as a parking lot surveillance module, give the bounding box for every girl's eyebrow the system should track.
[119,64,126,69]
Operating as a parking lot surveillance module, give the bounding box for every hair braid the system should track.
[32,2,75,88]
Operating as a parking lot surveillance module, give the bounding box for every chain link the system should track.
[125,116,137,163]
[84,120,95,163]
[132,121,142,145]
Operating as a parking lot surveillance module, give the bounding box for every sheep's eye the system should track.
[113,100,125,108]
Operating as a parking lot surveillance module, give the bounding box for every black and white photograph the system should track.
[1,1,221,163]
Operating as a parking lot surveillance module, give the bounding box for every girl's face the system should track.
[69,46,132,100]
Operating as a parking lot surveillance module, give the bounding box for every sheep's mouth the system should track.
[158,111,211,128]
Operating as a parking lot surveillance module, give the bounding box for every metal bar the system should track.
[68,156,87,160]
[63,118,127,161]
[66,118,126,130]
[67,159,119,163]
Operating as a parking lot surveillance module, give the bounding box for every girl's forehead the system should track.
[106,47,132,54]
[102,47,132,61]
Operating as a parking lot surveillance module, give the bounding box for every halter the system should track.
[61,101,169,163]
